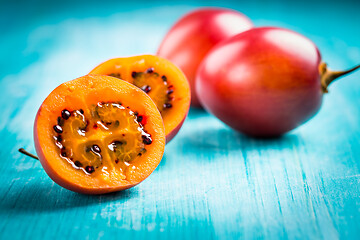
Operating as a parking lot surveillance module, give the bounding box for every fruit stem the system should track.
[18,148,39,160]
[320,62,360,93]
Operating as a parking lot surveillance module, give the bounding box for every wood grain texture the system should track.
[0,0,360,239]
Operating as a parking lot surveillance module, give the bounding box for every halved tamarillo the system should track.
[34,75,165,194]
[89,55,190,143]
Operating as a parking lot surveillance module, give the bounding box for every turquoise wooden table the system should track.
[1,0,360,239]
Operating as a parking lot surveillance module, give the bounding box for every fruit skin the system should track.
[157,7,253,107]
[89,55,190,143]
[34,75,165,194]
[196,27,322,137]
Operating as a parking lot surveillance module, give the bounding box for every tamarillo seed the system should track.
[141,85,151,93]
[137,115,143,122]
[57,117,64,126]
[74,161,82,167]
[91,144,101,153]
[142,134,152,145]
[161,75,167,81]
[60,149,67,157]
[56,135,62,142]
[163,103,173,109]
[146,67,154,73]
[53,125,63,134]
[131,71,138,78]
[61,109,71,120]
[85,166,95,174]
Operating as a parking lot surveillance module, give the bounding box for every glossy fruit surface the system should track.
[157,7,253,107]
[196,27,323,137]
[34,75,165,194]
[89,55,190,143]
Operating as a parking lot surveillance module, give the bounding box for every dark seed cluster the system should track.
[54,103,153,176]
[165,84,174,110]
[54,108,98,174]
[132,67,174,111]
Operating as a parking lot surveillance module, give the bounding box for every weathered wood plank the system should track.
[0,1,359,239]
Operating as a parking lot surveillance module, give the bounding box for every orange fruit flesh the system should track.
[34,75,165,194]
[89,55,191,142]
[55,102,150,180]
[132,69,172,112]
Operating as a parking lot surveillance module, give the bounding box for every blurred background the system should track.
[1,0,360,239]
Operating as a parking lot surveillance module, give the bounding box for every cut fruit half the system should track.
[89,55,190,143]
[34,75,165,194]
